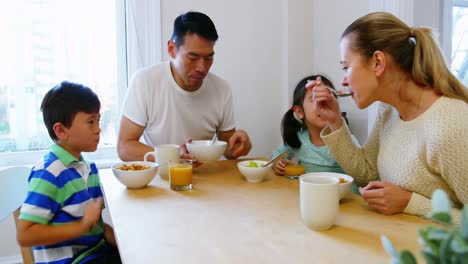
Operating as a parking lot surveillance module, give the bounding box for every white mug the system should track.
[299,175,339,231]
[144,144,180,180]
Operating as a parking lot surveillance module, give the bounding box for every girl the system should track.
[273,75,358,176]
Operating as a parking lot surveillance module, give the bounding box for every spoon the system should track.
[210,130,219,145]
[333,90,354,98]
[263,151,288,167]
[155,160,170,168]
[305,79,354,98]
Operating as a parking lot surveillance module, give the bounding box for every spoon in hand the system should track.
[306,79,353,98]
[263,151,288,167]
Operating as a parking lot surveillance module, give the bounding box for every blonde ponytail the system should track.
[412,27,468,103]
[342,12,468,103]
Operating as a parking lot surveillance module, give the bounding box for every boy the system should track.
[17,81,121,264]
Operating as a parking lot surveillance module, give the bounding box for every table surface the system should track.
[100,159,434,264]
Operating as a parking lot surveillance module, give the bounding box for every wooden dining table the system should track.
[100,159,435,264]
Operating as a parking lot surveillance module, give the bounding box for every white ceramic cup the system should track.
[299,175,339,231]
[144,144,180,180]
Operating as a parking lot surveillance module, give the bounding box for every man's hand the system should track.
[359,181,412,215]
[180,138,202,167]
[225,130,252,159]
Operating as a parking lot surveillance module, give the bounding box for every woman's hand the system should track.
[307,77,343,131]
[359,181,412,215]
[273,159,294,176]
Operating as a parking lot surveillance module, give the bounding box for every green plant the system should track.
[381,189,468,264]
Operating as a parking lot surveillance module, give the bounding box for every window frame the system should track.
[0,0,162,168]
[442,0,468,64]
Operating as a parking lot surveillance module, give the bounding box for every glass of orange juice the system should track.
[284,164,305,179]
[169,159,193,191]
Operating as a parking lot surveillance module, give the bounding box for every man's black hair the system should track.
[171,11,218,48]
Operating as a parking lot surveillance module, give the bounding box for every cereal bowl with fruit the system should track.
[111,161,159,189]
[300,172,354,200]
[237,160,271,183]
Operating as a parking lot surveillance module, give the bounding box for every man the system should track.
[118,11,252,162]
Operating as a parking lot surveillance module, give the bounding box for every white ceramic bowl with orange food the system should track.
[237,160,271,183]
[186,140,227,162]
[111,161,158,189]
[300,172,354,200]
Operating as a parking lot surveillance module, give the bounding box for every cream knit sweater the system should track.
[321,96,468,223]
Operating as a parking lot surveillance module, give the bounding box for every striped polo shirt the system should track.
[19,144,105,264]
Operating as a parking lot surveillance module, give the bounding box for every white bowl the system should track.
[300,172,354,200]
[111,161,158,189]
[186,140,227,162]
[237,160,271,183]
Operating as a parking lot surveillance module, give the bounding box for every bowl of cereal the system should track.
[300,172,354,200]
[237,160,272,183]
[111,161,158,189]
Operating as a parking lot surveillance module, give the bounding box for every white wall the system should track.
[311,0,371,143]
[161,0,286,157]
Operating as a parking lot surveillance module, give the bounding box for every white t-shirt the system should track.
[122,61,236,146]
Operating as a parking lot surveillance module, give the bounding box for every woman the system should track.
[309,12,468,222]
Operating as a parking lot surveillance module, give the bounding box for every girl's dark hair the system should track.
[281,75,335,148]
[171,11,219,48]
[41,81,100,141]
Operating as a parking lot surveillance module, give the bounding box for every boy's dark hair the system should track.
[41,81,100,141]
[171,11,218,48]
[281,75,336,149]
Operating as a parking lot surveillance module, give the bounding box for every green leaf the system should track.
[431,189,451,214]
[381,235,399,258]
[439,232,454,264]
[419,227,441,255]
[461,206,468,240]
[452,252,468,264]
[450,235,468,254]
[399,250,417,264]
[431,212,452,225]
[427,228,450,241]
[421,250,438,264]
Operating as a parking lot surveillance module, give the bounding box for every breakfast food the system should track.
[246,161,262,168]
[339,178,348,184]
[119,164,150,171]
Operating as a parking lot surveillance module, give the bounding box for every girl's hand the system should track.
[307,77,343,131]
[359,181,412,215]
[274,159,294,176]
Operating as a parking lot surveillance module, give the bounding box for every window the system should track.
[0,0,127,167]
[451,1,468,85]
[444,0,468,86]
